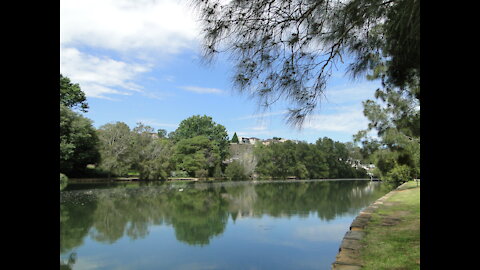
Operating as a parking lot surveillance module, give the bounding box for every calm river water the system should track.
[60,180,390,270]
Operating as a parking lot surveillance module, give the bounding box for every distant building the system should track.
[262,139,274,145]
[249,137,260,144]
[240,136,250,144]
[262,137,287,145]
[239,136,261,145]
[236,136,298,145]
[347,159,376,171]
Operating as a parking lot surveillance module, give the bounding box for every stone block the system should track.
[343,230,365,241]
[350,216,371,230]
[339,238,362,251]
[331,263,362,270]
[335,249,362,265]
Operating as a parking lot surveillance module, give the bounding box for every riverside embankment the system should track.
[332,181,420,270]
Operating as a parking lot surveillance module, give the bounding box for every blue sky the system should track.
[60,0,381,144]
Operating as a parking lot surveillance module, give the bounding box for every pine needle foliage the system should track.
[191,0,420,128]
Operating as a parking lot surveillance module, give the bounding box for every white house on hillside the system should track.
[236,136,298,145]
[238,136,261,145]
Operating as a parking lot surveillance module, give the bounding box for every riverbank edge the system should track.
[68,177,201,182]
[68,177,372,184]
[331,181,414,270]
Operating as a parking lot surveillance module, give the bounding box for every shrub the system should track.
[195,169,209,179]
[225,161,248,181]
[385,164,413,185]
[171,170,189,178]
[213,163,223,179]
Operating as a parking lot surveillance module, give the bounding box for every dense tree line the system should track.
[60,73,416,186]
[253,138,368,180]
[94,117,228,180]
[61,112,367,181]
[59,75,229,182]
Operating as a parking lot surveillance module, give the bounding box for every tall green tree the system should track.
[192,0,419,127]
[354,83,420,184]
[137,138,174,180]
[97,122,134,178]
[130,123,174,180]
[130,122,155,173]
[60,74,89,112]
[294,142,328,179]
[157,129,167,139]
[60,104,100,176]
[231,132,239,143]
[315,137,357,178]
[253,143,275,178]
[172,135,221,177]
[60,74,98,176]
[224,160,248,180]
[171,115,230,161]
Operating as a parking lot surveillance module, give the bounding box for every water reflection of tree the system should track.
[166,188,229,245]
[250,181,387,221]
[89,188,170,243]
[60,199,97,253]
[60,180,390,253]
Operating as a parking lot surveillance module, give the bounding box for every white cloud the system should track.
[235,110,288,120]
[162,75,175,82]
[237,122,276,138]
[250,124,268,131]
[136,119,178,129]
[60,47,151,99]
[60,0,200,55]
[60,0,203,100]
[237,130,271,138]
[179,86,225,94]
[325,82,378,105]
[297,81,379,134]
[303,109,368,133]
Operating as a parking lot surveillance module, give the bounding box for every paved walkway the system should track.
[331,182,411,270]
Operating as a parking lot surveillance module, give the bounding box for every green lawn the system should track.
[360,181,420,269]
[127,171,140,176]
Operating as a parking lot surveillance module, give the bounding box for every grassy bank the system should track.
[359,181,420,269]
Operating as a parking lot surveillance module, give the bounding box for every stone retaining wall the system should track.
[331,182,410,270]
